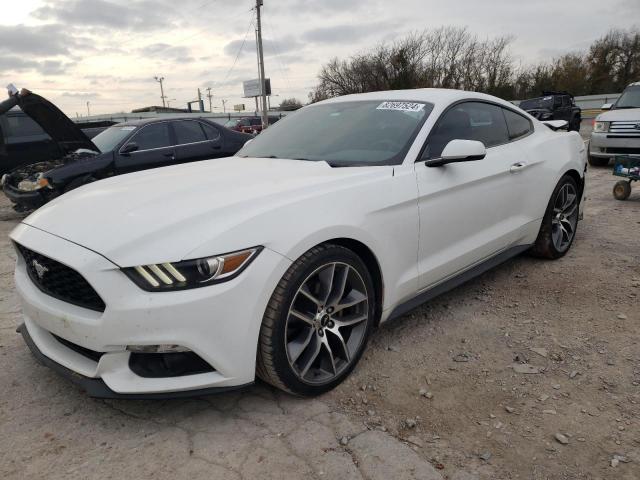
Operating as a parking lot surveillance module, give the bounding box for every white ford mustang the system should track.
[10,89,586,398]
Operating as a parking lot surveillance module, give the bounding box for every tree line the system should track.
[309,27,640,102]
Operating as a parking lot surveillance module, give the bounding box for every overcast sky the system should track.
[0,0,638,116]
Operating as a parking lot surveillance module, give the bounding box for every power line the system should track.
[219,12,255,87]
[262,15,293,94]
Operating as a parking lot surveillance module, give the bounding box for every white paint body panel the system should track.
[10,88,586,394]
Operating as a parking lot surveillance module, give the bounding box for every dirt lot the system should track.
[0,128,638,479]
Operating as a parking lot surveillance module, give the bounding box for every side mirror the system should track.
[601,103,612,111]
[425,140,486,167]
[120,142,139,155]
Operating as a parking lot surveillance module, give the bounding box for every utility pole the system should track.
[255,0,268,129]
[154,76,166,107]
[206,87,213,112]
[221,99,228,113]
[197,88,203,112]
[86,101,90,116]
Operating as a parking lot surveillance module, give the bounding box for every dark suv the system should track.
[519,92,581,131]
[1,89,252,211]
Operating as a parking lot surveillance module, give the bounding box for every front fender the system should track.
[47,152,114,185]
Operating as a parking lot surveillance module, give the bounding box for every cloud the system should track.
[0,55,74,75]
[33,0,171,31]
[302,23,394,44]
[61,91,100,98]
[223,35,304,58]
[0,24,79,56]
[139,43,194,63]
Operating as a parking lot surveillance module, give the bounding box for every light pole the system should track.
[86,101,90,116]
[154,76,167,107]
[166,98,176,108]
[221,99,228,113]
[255,0,268,129]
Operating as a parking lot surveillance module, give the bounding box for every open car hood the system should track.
[0,91,97,154]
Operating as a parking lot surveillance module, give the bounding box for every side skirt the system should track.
[387,244,532,322]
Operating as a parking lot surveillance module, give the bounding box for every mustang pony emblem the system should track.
[32,259,48,279]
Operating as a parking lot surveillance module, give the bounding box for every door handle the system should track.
[510,162,528,173]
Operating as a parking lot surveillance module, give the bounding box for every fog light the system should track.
[126,344,191,353]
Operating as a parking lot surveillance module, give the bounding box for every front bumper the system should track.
[589,132,640,158]
[2,181,47,210]
[11,223,291,397]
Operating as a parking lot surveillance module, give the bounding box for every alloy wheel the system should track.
[551,183,578,252]
[285,262,369,385]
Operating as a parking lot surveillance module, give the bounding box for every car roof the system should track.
[316,88,517,109]
[115,117,216,128]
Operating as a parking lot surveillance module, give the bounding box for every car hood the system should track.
[597,107,640,121]
[22,157,389,266]
[9,92,97,154]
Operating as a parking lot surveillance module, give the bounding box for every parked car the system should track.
[224,116,281,134]
[588,81,640,167]
[519,91,581,131]
[1,90,252,211]
[11,89,586,398]
[0,107,108,176]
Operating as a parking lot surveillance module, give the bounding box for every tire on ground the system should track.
[256,244,375,396]
[530,174,580,260]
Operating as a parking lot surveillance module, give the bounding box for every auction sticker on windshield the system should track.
[377,101,425,112]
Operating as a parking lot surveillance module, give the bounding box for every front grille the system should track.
[15,243,106,312]
[610,121,640,135]
[604,147,640,155]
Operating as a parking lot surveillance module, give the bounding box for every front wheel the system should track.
[256,244,375,396]
[530,175,580,259]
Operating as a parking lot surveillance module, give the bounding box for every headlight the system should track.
[16,174,50,191]
[123,247,262,291]
[593,121,610,133]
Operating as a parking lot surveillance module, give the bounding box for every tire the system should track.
[613,180,631,201]
[256,244,376,396]
[64,175,97,193]
[570,117,581,132]
[587,148,609,167]
[530,175,580,259]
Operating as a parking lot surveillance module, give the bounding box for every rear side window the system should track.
[129,123,171,150]
[425,102,510,158]
[503,109,532,140]
[173,121,206,145]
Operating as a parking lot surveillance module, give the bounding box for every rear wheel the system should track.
[530,175,580,259]
[256,244,375,396]
[613,180,631,201]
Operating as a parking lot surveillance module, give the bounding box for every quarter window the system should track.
[503,109,532,140]
[127,123,171,151]
[173,121,206,145]
[424,102,510,159]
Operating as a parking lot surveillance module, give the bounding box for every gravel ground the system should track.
[0,124,638,479]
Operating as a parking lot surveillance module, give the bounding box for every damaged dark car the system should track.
[519,91,581,131]
[1,88,253,212]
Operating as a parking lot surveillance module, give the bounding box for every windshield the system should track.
[614,86,640,109]
[238,100,433,166]
[91,125,136,153]
[519,96,553,110]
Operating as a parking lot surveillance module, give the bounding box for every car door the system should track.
[172,120,223,163]
[414,101,530,290]
[555,96,571,122]
[115,122,175,174]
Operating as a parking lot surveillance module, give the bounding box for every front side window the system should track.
[238,100,433,166]
[503,108,532,140]
[173,121,206,145]
[93,125,135,153]
[201,122,221,141]
[424,102,509,159]
[127,123,171,151]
